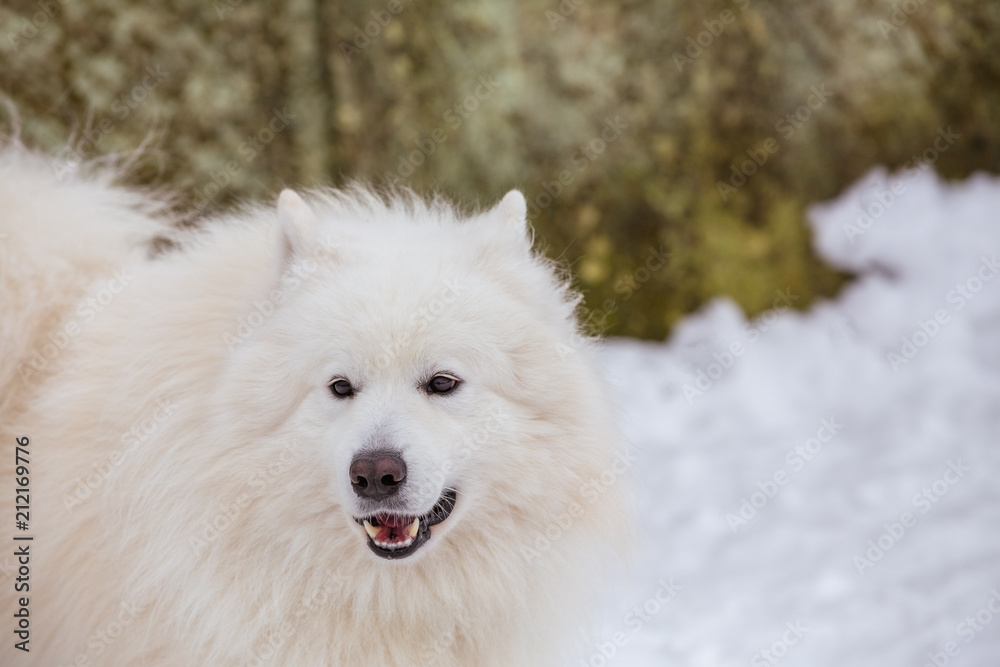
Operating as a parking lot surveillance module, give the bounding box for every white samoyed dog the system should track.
[0,145,630,667]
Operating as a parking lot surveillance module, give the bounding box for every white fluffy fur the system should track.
[0,146,628,666]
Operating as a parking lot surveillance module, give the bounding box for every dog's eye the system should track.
[329,378,354,398]
[427,374,459,395]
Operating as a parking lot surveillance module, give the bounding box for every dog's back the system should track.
[0,146,171,418]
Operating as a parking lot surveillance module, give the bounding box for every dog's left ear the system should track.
[492,189,531,248]
[277,189,319,261]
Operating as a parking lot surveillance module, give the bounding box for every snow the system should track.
[589,166,1000,667]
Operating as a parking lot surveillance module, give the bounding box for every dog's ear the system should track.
[277,189,319,261]
[492,189,531,248]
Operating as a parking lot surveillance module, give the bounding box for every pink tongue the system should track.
[372,515,415,543]
[376,514,415,530]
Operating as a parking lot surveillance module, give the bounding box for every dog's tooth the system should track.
[363,520,380,540]
[408,518,420,538]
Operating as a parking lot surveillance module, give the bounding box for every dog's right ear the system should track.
[277,189,319,262]
[490,189,532,249]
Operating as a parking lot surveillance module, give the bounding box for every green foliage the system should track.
[2,0,997,338]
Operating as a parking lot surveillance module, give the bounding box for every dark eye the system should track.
[329,378,354,398]
[427,374,460,395]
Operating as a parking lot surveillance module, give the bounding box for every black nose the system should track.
[349,451,407,500]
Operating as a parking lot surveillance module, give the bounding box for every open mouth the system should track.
[354,489,458,560]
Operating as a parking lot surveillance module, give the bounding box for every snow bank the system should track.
[590,166,1000,667]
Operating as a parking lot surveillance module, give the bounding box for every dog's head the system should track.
[211,187,625,570]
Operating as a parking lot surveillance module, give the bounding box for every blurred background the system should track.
[2,0,998,338]
[4,2,1000,666]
